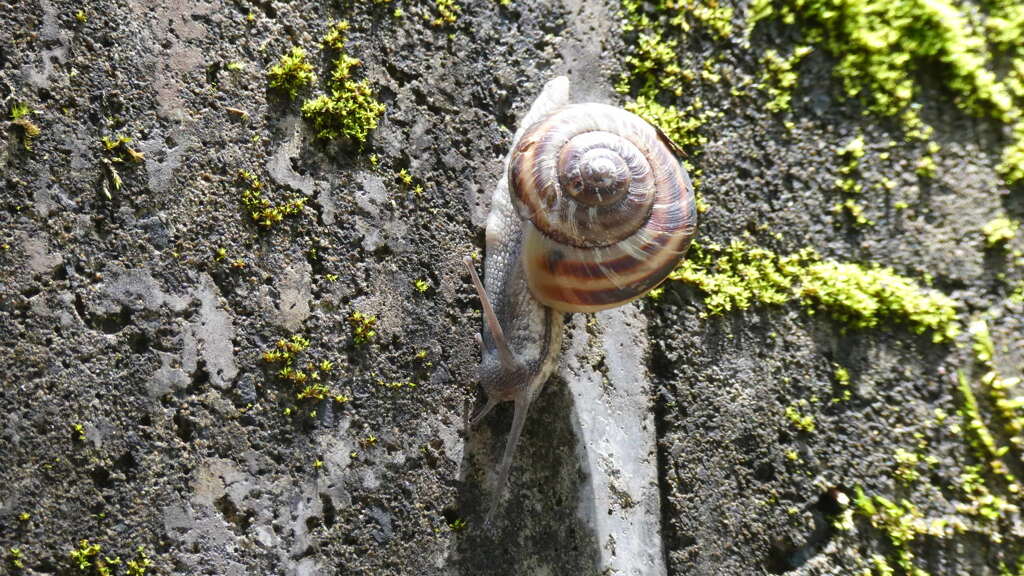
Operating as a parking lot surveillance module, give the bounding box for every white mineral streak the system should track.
[563,308,668,576]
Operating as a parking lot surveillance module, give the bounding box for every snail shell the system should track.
[466,79,697,525]
[509,103,697,313]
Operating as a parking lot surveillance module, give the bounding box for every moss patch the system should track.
[8,101,40,150]
[262,334,349,406]
[982,217,1020,248]
[237,170,306,228]
[668,240,960,342]
[748,0,1024,184]
[616,0,732,176]
[759,45,812,113]
[300,21,385,144]
[267,47,316,99]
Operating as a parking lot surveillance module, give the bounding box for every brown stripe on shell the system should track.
[512,103,697,313]
[511,106,668,248]
[522,192,696,313]
[526,227,694,312]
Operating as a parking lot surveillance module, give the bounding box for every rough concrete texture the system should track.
[1,0,1023,575]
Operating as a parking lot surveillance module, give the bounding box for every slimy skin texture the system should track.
[471,77,570,525]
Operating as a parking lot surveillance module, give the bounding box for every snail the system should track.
[463,76,697,524]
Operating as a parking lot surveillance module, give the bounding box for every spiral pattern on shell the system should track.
[509,103,697,313]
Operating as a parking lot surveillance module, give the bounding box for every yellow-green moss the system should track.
[348,311,378,344]
[668,240,960,342]
[267,47,315,99]
[8,547,25,569]
[237,170,306,228]
[300,23,385,143]
[262,335,346,406]
[982,217,1019,248]
[101,135,144,163]
[969,319,1024,471]
[956,368,1020,492]
[67,541,151,576]
[851,487,944,576]
[785,400,816,432]
[624,95,710,157]
[1001,121,1024,183]
[8,102,40,150]
[759,45,812,112]
[430,0,460,26]
[833,198,873,227]
[748,0,1024,184]
[616,0,732,165]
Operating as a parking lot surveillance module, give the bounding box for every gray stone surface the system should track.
[1,0,1023,575]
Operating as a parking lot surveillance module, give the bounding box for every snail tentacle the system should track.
[463,256,518,374]
[468,76,696,526]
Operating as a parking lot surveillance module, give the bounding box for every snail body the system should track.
[464,76,696,524]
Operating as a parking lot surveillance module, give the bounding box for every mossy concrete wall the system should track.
[1,0,1023,575]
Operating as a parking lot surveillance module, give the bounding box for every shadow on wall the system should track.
[447,377,601,575]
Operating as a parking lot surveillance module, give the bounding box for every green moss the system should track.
[833,198,874,226]
[624,32,691,97]
[851,487,942,576]
[893,448,921,484]
[838,134,866,174]
[322,20,350,51]
[801,260,959,341]
[624,95,711,157]
[101,135,144,163]
[785,400,816,432]
[377,378,417,389]
[759,45,813,112]
[1000,122,1024,183]
[348,311,378,344]
[832,364,852,402]
[125,547,152,576]
[262,335,346,407]
[625,0,734,40]
[914,155,937,178]
[669,240,803,314]
[430,0,460,26]
[97,135,144,200]
[69,540,117,575]
[300,23,385,144]
[267,47,315,99]
[752,0,1013,119]
[970,319,1024,466]
[8,547,25,570]
[616,0,732,166]
[982,217,1019,248]
[749,0,1024,184]
[237,170,306,228]
[956,369,1020,492]
[667,239,961,341]
[8,102,40,150]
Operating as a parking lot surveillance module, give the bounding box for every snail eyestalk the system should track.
[463,256,518,374]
